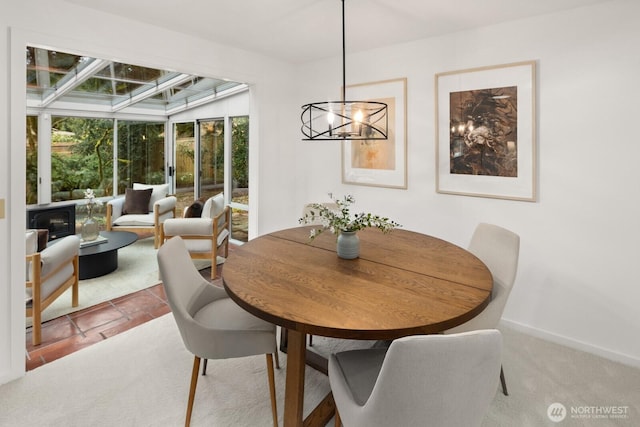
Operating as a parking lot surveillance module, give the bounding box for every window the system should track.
[26,116,38,205]
[230,116,249,242]
[50,116,113,203]
[199,119,225,200]
[173,122,196,216]
[117,121,166,192]
[26,115,168,229]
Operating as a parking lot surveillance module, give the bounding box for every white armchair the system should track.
[161,193,230,279]
[106,183,177,249]
[26,231,80,346]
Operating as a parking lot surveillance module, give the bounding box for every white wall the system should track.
[293,0,640,367]
[0,0,297,384]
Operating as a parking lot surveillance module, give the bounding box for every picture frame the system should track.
[342,77,407,189]
[435,61,536,201]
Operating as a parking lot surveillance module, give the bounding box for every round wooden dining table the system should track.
[222,226,493,427]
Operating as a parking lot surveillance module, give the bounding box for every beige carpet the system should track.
[29,236,210,326]
[3,316,639,426]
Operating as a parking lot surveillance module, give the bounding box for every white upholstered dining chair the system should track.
[328,330,503,427]
[446,222,520,395]
[157,236,279,427]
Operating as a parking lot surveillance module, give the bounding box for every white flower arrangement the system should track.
[84,188,103,217]
[299,193,400,240]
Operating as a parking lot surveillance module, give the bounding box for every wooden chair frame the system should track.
[161,205,230,279]
[106,196,176,249]
[25,251,79,345]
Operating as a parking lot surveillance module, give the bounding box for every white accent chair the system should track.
[161,193,230,279]
[106,183,176,249]
[25,231,80,346]
[157,236,279,427]
[329,330,503,427]
[446,222,520,396]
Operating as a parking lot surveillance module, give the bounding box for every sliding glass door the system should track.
[171,116,249,242]
[173,122,196,216]
[172,119,226,217]
[199,119,225,201]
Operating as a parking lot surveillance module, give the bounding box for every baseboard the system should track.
[500,319,640,370]
[0,367,23,386]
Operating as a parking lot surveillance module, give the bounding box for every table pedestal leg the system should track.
[284,330,306,427]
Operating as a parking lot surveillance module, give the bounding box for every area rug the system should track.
[28,236,211,326]
[6,314,359,426]
[3,316,639,426]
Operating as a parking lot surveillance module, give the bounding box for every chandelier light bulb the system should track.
[327,111,335,125]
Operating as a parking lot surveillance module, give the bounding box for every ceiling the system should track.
[64,0,611,64]
[26,46,246,115]
[35,0,609,115]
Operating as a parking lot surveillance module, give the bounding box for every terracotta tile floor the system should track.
[26,266,219,371]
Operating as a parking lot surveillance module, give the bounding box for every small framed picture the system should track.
[342,77,407,189]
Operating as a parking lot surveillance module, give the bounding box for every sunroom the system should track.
[26,46,251,243]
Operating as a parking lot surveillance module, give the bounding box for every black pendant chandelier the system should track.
[301,0,388,141]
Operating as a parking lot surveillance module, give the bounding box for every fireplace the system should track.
[27,204,76,241]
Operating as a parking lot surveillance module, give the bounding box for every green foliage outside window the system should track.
[26,116,38,205]
[117,121,165,192]
[27,116,167,206]
[50,117,113,202]
[232,117,249,189]
[26,116,246,208]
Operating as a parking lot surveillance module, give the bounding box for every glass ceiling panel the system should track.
[74,77,116,95]
[26,46,247,116]
[96,63,164,82]
[26,47,83,75]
